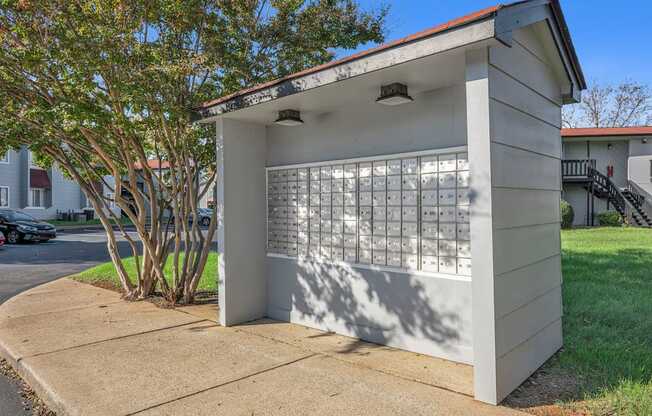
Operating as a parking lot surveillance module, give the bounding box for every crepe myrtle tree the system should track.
[0,0,386,303]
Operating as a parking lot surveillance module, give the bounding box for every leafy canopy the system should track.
[0,0,388,164]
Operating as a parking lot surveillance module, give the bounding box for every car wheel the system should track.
[201,217,211,226]
[6,230,20,244]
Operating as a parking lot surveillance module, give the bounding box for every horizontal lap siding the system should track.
[496,318,562,399]
[0,150,22,209]
[492,188,560,229]
[488,28,563,402]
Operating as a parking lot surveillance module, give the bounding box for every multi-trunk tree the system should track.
[0,0,387,303]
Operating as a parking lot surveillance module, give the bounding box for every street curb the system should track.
[0,303,71,416]
[54,224,104,232]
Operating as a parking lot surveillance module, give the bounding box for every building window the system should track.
[30,188,45,208]
[0,187,8,207]
[0,151,8,164]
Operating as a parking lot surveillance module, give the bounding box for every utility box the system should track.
[198,0,585,405]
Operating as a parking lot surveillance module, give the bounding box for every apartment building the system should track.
[0,147,112,220]
[561,127,652,226]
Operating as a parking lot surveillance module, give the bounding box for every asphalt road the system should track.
[0,229,134,415]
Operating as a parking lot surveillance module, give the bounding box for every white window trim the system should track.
[28,187,46,209]
[0,186,9,207]
[0,151,9,164]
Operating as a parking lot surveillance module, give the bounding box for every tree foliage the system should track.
[0,0,387,303]
[563,80,652,128]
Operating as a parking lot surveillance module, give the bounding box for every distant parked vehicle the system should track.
[0,231,5,248]
[190,208,213,226]
[0,209,57,244]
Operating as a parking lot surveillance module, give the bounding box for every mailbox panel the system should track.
[266,148,471,276]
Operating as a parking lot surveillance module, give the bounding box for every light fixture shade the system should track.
[275,109,304,126]
[376,83,413,106]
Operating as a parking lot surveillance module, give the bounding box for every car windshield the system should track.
[1,210,37,222]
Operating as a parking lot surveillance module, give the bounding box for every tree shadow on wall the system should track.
[287,258,467,357]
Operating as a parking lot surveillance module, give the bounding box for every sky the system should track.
[342,0,652,87]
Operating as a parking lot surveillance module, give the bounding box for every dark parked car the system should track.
[190,208,213,226]
[0,209,57,244]
[0,231,5,248]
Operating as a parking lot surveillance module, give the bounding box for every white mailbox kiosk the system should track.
[198,0,585,404]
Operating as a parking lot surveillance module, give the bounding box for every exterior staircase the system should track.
[562,159,652,227]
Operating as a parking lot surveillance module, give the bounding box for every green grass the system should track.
[49,217,133,226]
[557,227,652,415]
[72,252,218,292]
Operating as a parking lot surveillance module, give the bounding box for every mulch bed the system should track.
[503,359,590,416]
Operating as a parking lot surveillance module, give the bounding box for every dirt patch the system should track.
[76,279,218,308]
[83,279,123,293]
[0,359,56,416]
[504,364,590,416]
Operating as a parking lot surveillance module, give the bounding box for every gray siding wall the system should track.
[25,167,85,220]
[468,25,564,403]
[0,147,93,219]
[264,84,473,364]
[628,140,652,197]
[490,29,564,402]
[0,149,23,209]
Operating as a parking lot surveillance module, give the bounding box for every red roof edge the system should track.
[198,4,503,110]
[134,160,170,170]
[562,127,652,138]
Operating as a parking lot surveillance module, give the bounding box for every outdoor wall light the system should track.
[607,143,613,150]
[376,83,414,106]
[643,138,648,144]
[274,109,304,126]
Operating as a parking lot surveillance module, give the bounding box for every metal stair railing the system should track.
[587,166,627,216]
[562,159,596,178]
[626,180,652,226]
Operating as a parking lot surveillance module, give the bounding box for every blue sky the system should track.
[344,0,652,87]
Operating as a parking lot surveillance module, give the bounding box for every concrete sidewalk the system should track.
[0,278,526,416]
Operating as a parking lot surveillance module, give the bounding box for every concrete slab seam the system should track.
[125,353,319,416]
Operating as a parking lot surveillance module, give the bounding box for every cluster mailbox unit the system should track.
[266,150,472,276]
[198,0,585,405]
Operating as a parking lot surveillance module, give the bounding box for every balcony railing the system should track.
[562,159,596,178]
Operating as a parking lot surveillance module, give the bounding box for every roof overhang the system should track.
[562,127,652,141]
[198,0,585,122]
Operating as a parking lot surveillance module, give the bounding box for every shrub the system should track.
[597,211,623,227]
[561,200,574,229]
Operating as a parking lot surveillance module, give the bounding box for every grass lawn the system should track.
[512,227,652,416]
[49,217,133,226]
[72,252,218,293]
[557,227,652,415]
